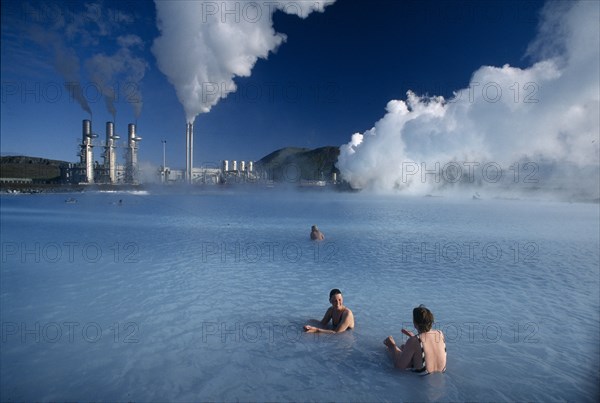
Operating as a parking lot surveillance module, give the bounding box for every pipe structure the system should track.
[185,123,190,183]
[185,122,194,183]
[104,122,119,183]
[81,119,94,183]
[126,123,142,184]
[190,122,194,183]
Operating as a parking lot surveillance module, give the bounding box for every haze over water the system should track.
[1,190,598,401]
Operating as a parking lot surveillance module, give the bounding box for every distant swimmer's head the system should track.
[413,305,434,333]
[312,225,318,231]
[329,288,342,299]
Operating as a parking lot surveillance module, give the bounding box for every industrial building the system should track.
[63,119,142,185]
[159,159,256,185]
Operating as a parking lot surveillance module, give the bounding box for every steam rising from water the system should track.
[337,1,599,200]
[152,0,335,124]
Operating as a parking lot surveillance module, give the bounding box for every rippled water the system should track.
[1,190,598,401]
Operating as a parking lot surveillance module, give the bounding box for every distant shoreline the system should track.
[0,183,146,194]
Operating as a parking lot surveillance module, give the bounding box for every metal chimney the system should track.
[81,119,94,183]
[104,122,119,184]
[126,123,141,184]
[185,122,194,183]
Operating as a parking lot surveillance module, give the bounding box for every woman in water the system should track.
[303,289,354,334]
[383,305,446,374]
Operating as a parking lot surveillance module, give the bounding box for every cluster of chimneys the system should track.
[79,119,142,184]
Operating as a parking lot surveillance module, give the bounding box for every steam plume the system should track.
[337,1,599,200]
[152,0,335,123]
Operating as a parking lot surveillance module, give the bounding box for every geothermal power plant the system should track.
[64,119,142,185]
[64,118,257,186]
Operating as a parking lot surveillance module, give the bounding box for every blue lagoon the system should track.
[1,190,598,401]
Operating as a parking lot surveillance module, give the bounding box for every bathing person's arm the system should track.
[311,309,354,334]
[303,308,333,332]
[384,335,417,369]
[401,328,414,337]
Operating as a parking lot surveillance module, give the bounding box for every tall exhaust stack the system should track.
[185,123,189,182]
[81,119,94,183]
[186,122,194,183]
[104,122,120,184]
[126,123,142,184]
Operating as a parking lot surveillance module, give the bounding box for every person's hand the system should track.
[401,328,414,337]
[303,325,317,333]
[383,335,396,348]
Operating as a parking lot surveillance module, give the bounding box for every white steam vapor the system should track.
[152,0,335,123]
[337,1,599,200]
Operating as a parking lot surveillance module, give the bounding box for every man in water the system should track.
[310,225,325,241]
[303,289,354,334]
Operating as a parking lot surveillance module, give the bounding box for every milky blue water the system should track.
[1,189,598,401]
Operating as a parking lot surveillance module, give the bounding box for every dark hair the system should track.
[413,305,434,333]
[329,288,342,299]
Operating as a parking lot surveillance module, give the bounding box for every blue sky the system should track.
[1,0,546,169]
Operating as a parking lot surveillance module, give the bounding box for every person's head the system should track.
[312,225,318,232]
[413,305,434,333]
[329,288,343,308]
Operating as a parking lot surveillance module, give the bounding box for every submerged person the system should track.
[383,305,446,374]
[303,288,354,334]
[310,225,325,241]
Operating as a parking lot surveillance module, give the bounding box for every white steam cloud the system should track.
[337,1,599,200]
[152,0,335,124]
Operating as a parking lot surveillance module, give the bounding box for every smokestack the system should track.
[104,122,119,184]
[186,122,194,183]
[190,122,194,183]
[126,123,142,184]
[185,123,189,182]
[81,119,94,183]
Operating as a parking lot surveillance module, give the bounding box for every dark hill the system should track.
[255,146,340,182]
[0,156,68,181]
